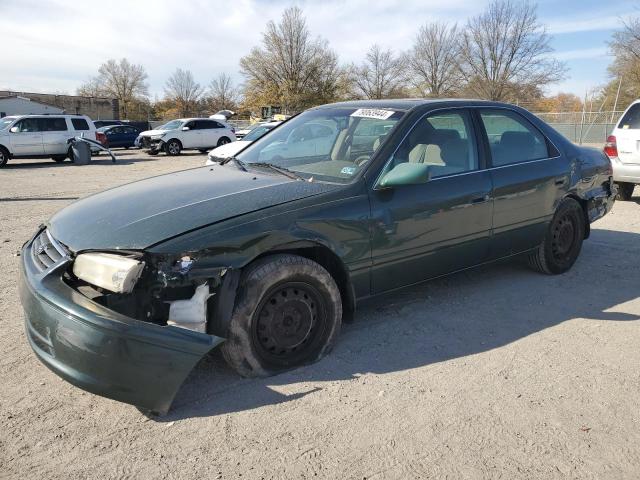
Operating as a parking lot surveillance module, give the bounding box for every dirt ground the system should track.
[1,150,639,479]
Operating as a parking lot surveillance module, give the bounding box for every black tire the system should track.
[148,150,159,156]
[221,254,342,377]
[51,155,66,163]
[615,182,635,201]
[165,140,181,156]
[67,147,74,162]
[217,137,231,147]
[0,146,9,167]
[199,149,208,153]
[528,198,585,275]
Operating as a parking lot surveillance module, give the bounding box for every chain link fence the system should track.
[533,111,624,145]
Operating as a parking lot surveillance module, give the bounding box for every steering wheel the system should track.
[354,155,370,166]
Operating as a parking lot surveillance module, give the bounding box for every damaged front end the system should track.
[20,228,237,414]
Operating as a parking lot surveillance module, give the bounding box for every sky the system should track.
[0,0,637,99]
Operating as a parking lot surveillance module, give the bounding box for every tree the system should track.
[406,22,462,97]
[77,58,149,118]
[458,0,566,102]
[164,68,204,117]
[349,45,407,99]
[598,15,640,111]
[239,6,342,113]
[208,73,239,112]
[533,92,583,112]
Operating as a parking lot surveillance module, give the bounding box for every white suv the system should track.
[0,114,98,167]
[605,100,640,200]
[137,118,235,156]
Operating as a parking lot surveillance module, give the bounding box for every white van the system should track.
[0,114,98,167]
[605,101,640,200]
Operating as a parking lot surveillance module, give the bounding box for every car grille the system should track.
[30,229,68,272]
[139,137,152,148]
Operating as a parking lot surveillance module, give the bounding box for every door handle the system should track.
[471,194,490,204]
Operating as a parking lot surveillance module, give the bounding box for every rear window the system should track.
[41,118,68,131]
[71,118,90,130]
[618,103,640,130]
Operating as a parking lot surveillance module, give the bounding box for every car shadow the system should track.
[158,227,640,421]
[2,151,206,168]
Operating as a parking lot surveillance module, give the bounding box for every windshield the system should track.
[236,108,404,183]
[0,117,16,130]
[243,125,275,142]
[156,120,184,131]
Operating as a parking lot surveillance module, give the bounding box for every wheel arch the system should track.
[563,192,590,239]
[165,138,183,148]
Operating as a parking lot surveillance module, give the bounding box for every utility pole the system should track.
[611,76,623,124]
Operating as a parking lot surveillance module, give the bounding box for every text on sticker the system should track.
[350,109,395,120]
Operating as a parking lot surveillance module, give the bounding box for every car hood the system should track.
[208,141,250,158]
[138,129,168,137]
[48,166,337,252]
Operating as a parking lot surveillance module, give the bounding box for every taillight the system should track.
[604,135,618,158]
[96,132,107,145]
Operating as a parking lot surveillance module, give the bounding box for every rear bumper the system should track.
[611,157,640,183]
[586,177,616,223]
[19,237,223,414]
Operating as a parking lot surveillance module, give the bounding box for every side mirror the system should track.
[9,126,19,133]
[182,126,190,131]
[377,163,431,189]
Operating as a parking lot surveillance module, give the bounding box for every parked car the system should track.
[206,121,281,165]
[233,122,266,140]
[257,121,338,163]
[0,114,99,167]
[93,120,123,129]
[20,99,615,414]
[97,125,140,149]
[604,100,640,200]
[136,118,236,155]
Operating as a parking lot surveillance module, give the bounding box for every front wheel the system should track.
[528,198,585,274]
[221,254,342,377]
[165,140,181,156]
[615,182,635,201]
[0,147,9,167]
[217,137,231,147]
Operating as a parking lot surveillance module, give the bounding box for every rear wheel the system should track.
[615,182,635,201]
[528,198,585,274]
[165,140,181,156]
[217,137,231,147]
[221,254,342,377]
[0,147,9,167]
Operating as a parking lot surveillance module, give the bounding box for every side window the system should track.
[618,103,640,129]
[41,118,68,131]
[110,127,123,134]
[71,118,90,131]
[210,121,224,129]
[393,110,478,178]
[125,127,138,134]
[184,121,196,130]
[479,109,550,167]
[14,118,42,132]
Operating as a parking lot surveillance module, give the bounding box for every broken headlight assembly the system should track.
[73,252,145,293]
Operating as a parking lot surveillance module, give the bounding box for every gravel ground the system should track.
[1,150,639,479]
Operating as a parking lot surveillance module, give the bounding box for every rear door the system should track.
[477,108,569,259]
[9,118,44,155]
[122,126,139,147]
[106,126,125,147]
[614,102,640,165]
[198,120,222,147]
[41,117,69,154]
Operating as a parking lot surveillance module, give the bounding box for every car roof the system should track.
[314,98,516,111]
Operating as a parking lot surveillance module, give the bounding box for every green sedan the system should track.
[20,99,616,414]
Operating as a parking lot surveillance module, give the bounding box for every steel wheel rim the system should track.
[551,214,576,260]
[252,281,327,364]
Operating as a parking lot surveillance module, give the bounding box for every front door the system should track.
[369,109,494,294]
[477,108,570,258]
[10,118,44,155]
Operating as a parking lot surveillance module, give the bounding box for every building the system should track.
[0,95,64,117]
[0,90,119,120]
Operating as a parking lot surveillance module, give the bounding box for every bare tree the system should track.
[601,14,640,109]
[349,45,407,99]
[164,68,204,117]
[240,6,341,113]
[77,58,149,118]
[76,77,104,98]
[406,22,462,97]
[459,0,566,101]
[208,73,239,111]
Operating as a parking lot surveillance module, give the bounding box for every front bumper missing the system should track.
[19,240,224,414]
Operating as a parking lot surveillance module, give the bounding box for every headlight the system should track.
[149,134,164,140]
[73,253,145,293]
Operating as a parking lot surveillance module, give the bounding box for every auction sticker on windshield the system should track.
[350,108,395,120]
